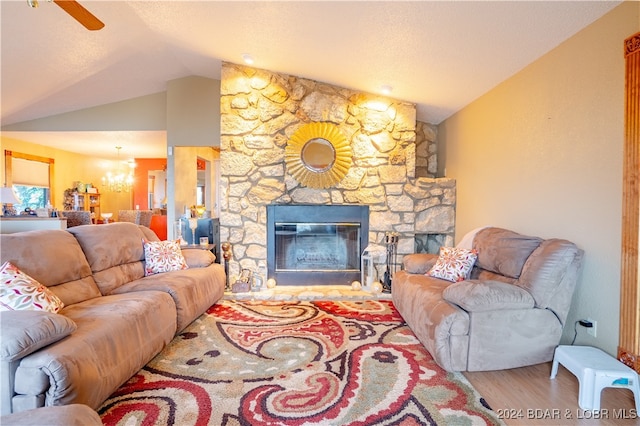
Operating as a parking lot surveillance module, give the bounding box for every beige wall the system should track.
[165,76,222,232]
[1,92,167,132]
[2,76,222,230]
[1,137,132,214]
[439,2,639,355]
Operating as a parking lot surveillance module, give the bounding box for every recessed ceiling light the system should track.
[380,85,393,95]
[242,53,254,65]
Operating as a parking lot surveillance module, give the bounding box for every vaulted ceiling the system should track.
[0,1,621,158]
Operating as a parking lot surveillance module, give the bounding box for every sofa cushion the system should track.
[111,263,226,332]
[0,311,76,361]
[443,280,535,312]
[143,240,188,276]
[427,247,478,283]
[14,292,177,409]
[391,271,470,371]
[517,239,583,309]
[0,262,64,313]
[182,249,215,268]
[138,225,161,242]
[69,222,145,272]
[68,222,147,295]
[402,253,438,274]
[0,230,101,306]
[0,404,102,426]
[473,227,542,279]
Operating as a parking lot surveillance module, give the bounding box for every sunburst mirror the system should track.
[285,122,352,189]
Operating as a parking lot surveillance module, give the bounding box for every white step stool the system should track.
[550,345,640,411]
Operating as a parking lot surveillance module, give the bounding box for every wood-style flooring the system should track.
[464,362,639,426]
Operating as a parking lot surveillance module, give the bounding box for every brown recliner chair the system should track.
[118,209,153,227]
[392,227,584,372]
[61,211,92,227]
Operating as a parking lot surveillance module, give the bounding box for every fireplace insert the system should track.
[266,204,369,286]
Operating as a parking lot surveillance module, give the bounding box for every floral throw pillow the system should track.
[427,247,478,283]
[144,239,188,276]
[0,261,64,313]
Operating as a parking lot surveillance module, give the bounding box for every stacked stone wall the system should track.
[415,121,438,178]
[220,63,454,272]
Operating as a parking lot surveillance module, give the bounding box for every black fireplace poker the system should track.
[382,232,398,293]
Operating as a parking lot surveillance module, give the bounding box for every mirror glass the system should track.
[285,122,352,189]
[172,146,219,219]
[301,138,335,172]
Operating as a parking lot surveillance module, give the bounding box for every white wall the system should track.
[439,2,639,355]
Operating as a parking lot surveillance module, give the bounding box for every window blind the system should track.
[12,157,49,187]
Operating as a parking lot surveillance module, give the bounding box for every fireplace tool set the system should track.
[382,232,399,293]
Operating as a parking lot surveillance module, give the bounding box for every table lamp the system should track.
[0,187,21,216]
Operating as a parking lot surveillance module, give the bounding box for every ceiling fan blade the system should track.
[53,0,104,31]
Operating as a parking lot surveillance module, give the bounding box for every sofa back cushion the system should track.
[473,227,542,279]
[0,230,101,306]
[68,222,149,295]
[138,224,161,242]
[517,239,583,312]
[468,267,516,284]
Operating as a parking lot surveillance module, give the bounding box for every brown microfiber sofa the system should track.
[392,227,584,372]
[0,222,226,415]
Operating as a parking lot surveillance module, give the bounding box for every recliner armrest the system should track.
[181,249,215,268]
[0,311,77,362]
[402,253,438,274]
[0,311,76,416]
[443,280,535,312]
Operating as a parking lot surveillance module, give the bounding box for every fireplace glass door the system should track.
[267,204,369,286]
[275,223,361,272]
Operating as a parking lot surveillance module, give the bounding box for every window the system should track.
[4,150,54,214]
[12,185,49,214]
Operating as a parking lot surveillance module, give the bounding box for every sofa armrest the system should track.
[443,280,535,312]
[1,311,76,415]
[181,249,215,268]
[0,311,76,362]
[402,253,438,274]
[0,404,102,425]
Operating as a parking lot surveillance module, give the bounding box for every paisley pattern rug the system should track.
[99,300,503,425]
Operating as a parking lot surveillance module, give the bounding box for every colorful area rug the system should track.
[99,300,503,425]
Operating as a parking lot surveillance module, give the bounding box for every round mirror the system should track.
[301,138,335,172]
[285,122,352,189]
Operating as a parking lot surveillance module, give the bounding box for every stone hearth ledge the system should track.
[223,285,392,301]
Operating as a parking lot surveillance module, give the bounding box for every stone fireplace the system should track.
[219,63,456,281]
[267,204,369,285]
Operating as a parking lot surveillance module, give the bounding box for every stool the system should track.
[550,345,640,411]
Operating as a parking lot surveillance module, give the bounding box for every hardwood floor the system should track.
[464,362,638,425]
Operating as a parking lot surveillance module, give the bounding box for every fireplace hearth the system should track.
[267,204,369,286]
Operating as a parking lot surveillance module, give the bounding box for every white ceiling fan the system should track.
[27,0,104,31]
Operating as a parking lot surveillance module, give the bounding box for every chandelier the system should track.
[102,146,135,193]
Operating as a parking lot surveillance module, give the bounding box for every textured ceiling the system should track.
[0,1,621,158]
